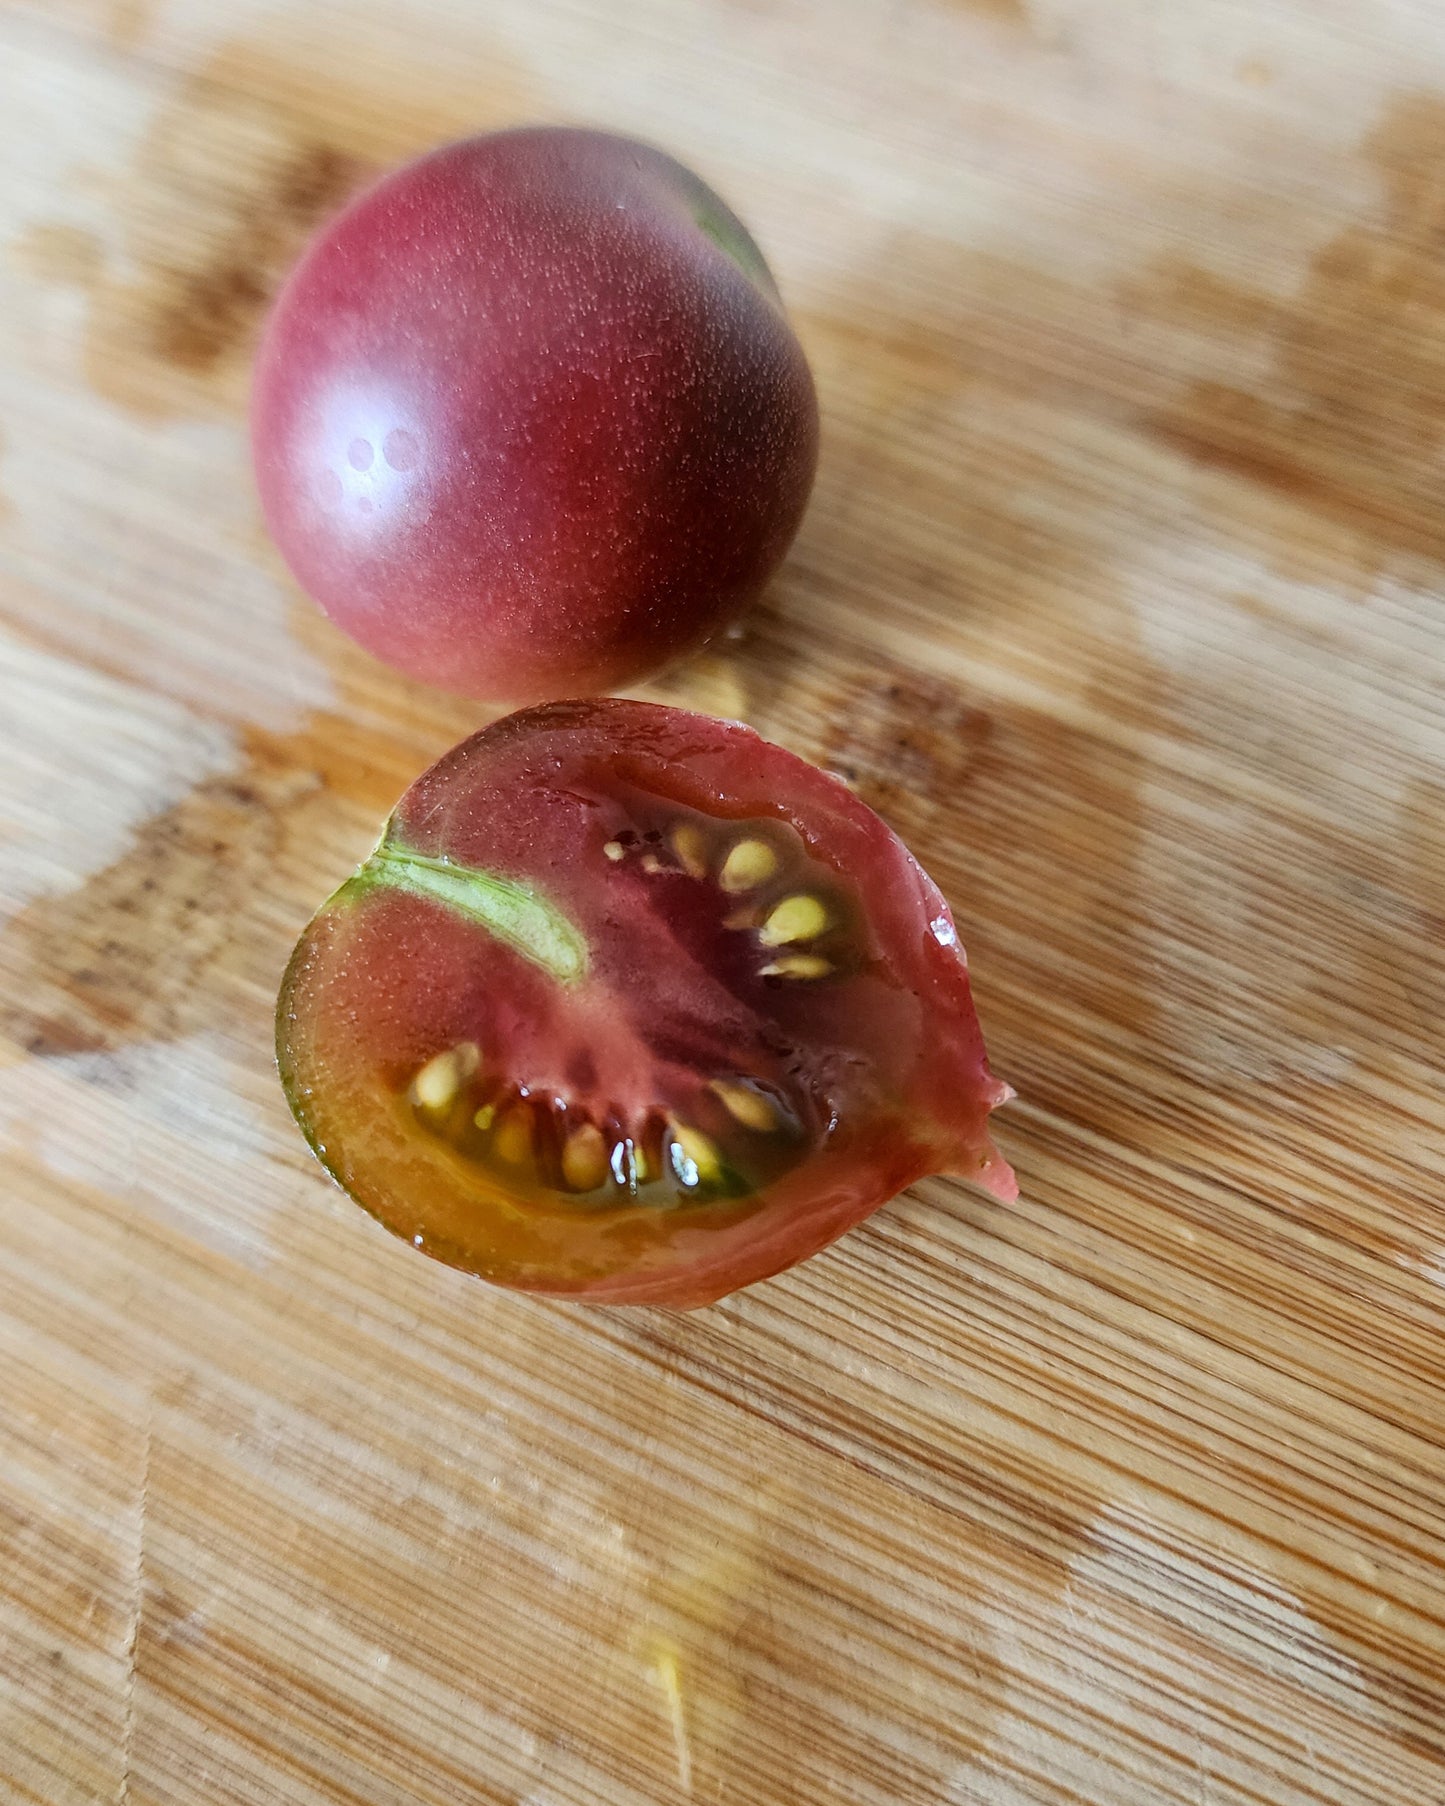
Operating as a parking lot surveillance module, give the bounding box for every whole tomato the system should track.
[252,128,818,702]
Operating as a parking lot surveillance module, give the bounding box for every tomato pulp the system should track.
[278,700,1014,1306]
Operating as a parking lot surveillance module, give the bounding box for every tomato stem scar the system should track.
[365,844,589,984]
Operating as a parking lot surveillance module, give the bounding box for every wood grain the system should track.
[1,1,1443,1801]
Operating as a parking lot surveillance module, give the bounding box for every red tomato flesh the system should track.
[278,700,1014,1306]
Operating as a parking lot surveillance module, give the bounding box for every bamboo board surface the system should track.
[1,1,1444,1801]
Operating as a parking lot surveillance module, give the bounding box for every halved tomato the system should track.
[278,699,1014,1307]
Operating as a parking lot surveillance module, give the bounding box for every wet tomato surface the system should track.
[278,700,1014,1307]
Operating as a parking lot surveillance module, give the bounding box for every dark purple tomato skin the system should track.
[251,127,819,702]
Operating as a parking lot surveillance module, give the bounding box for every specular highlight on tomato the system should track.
[277,699,1015,1307]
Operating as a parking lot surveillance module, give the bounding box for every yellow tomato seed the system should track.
[669,1124,723,1187]
[411,1042,479,1111]
[670,823,709,878]
[719,838,778,892]
[758,894,829,946]
[759,954,832,980]
[709,1080,781,1133]
[493,1107,533,1165]
[562,1124,610,1192]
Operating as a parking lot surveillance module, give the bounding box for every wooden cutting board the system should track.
[2,2,1442,1801]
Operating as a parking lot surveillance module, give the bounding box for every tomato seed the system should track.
[759,954,832,980]
[759,895,829,947]
[670,823,709,878]
[411,1042,480,1111]
[493,1107,533,1165]
[668,1124,723,1188]
[562,1123,610,1191]
[710,1080,781,1133]
[719,838,778,892]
